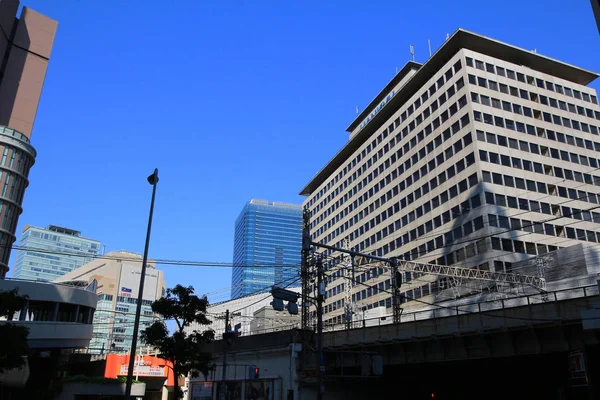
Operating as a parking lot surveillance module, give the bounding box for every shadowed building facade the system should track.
[0,0,57,277]
[592,0,600,34]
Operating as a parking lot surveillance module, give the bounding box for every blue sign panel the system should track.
[359,90,396,131]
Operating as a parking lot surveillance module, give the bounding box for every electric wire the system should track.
[403,162,600,246]
[230,275,302,314]
[311,133,600,249]
[7,243,301,269]
[312,197,600,287]
[319,267,600,325]
[311,163,600,264]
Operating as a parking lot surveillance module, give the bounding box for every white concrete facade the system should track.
[300,29,600,328]
[186,287,301,338]
[187,333,304,400]
[0,278,97,349]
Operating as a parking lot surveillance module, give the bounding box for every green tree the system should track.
[0,289,29,373]
[141,285,214,400]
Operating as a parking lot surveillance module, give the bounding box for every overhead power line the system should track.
[320,264,600,324]
[5,243,301,269]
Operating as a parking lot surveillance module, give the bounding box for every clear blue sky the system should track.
[12,0,600,303]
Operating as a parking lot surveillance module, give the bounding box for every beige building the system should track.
[186,286,302,338]
[249,306,301,335]
[57,251,166,353]
[301,29,600,327]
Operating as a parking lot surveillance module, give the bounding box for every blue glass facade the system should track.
[231,200,302,299]
[12,225,100,281]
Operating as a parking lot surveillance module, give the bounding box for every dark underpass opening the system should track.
[323,346,600,400]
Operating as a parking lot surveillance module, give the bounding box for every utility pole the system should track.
[219,309,230,400]
[343,238,354,330]
[390,257,403,324]
[301,208,311,330]
[316,257,325,400]
[125,168,159,400]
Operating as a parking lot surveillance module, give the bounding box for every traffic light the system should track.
[271,298,285,311]
[270,286,299,315]
[248,365,260,379]
[395,270,403,287]
[286,301,299,315]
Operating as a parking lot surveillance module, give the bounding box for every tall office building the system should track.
[12,224,101,281]
[300,29,600,326]
[57,250,166,354]
[231,200,302,299]
[0,1,58,278]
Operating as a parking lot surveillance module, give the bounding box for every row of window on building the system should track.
[312,112,472,246]
[465,56,598,105]
[476,129,600,164]
[469,78,600,134]
[308,58,466,216]
[311,52,599,224]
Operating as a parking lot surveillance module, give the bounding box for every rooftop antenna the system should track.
[355,106,359,115]
[445,33,450,40]
[396,66,398,74]
[409,44,415,61]
[428,39,432,57]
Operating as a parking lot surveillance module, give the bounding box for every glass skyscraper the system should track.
[12,225,101,281]
[231,200,302,299]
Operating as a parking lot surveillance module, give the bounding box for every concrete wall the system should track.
[56,382,145,400]
[0,279,97,348]
[58,251,165,302]
[187,287,301,337]
[250,306,301,335]
[511,243,600,281]
[592,0,600,34]
[190,346,300,400]
[190,330,311,400]
[0,3,57,138]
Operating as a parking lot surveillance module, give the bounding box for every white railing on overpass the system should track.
[184,284,600,339]
[321,283,599,331]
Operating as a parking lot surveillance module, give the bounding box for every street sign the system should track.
[568,351,588,387]
[568,351,586,377]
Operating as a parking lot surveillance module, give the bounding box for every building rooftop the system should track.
[300,28,600,196]
[47,225,81,236]
[249,199,302,209]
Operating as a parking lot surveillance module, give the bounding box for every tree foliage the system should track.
[0,288,29,373]
[141,285,214,400]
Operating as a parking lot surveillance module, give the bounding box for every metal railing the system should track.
[319,283,599,332]
[0,277,97,292]
[114,284,600,341]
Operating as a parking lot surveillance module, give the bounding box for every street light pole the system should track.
[124,168,159,400]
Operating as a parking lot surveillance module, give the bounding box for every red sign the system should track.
[105,354,174,386]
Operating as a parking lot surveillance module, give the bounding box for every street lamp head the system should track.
[147,169,159,185]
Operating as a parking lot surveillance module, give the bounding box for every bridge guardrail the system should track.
[320,283,599,332]
[207,284,599,337]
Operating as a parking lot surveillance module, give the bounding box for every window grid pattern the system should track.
[304,49,600,323]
